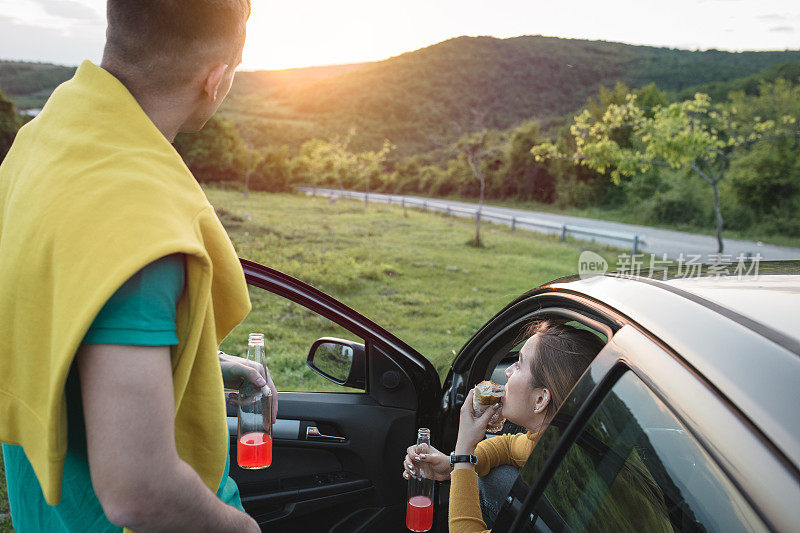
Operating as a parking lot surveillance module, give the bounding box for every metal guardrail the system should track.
[297,187,645,254]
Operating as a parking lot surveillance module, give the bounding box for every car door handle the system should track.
[306,426,346,442]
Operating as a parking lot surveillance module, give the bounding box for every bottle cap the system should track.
[248,333,265,346]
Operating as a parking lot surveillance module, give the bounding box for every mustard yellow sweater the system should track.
[449,432,539,533]
[0,60,250,506]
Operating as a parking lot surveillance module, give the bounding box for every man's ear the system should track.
[203,63,229,102]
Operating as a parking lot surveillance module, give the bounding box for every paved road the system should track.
[304,189,800,261]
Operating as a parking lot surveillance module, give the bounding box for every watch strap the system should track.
[450,452,478,468]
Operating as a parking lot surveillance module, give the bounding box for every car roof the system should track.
[548,260,800,471]
[660,274,799,347]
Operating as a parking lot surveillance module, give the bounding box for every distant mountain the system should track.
[0,61,76,109]
[678,59,800,101]
[224,35,800,154]
[230,63,367,98]
[0,60,366,109]
[3,35,800,155]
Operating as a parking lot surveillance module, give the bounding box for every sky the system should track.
[1,0,799,71]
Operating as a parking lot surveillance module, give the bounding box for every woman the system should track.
[402,319,604,532]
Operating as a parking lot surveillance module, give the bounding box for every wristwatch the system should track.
[450,452,478,468]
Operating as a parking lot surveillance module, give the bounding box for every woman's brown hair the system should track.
[524,319,605,429]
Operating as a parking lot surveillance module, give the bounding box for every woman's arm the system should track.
[449,468,490,533]
[475,433,516,477]
[448,389,502,533]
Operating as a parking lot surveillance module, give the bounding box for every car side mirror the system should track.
[307,337,366,390]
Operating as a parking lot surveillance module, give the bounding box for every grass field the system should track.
[0,188,621,526]
[212,188,621,389]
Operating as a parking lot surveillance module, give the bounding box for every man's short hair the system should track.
[104,0,251,88]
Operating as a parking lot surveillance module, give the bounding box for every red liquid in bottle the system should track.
[406,495,433,532]
[237,431,272,468]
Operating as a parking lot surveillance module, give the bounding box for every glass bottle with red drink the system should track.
[237,332,273,469]
[406,428,434,532]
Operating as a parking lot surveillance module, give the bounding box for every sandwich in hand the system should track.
[473,380,506,433]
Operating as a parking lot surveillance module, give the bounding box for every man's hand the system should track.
[219,351,278,423]
[77,344,260,532]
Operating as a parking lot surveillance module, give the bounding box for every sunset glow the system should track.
[0,0,798,70]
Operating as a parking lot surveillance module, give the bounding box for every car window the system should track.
[564,321,607,343]
[219,285,366,392]
[490,320,607,385]
[523,371,767,533]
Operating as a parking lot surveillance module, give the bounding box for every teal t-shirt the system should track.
[2,254,243,532]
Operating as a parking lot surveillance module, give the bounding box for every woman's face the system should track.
[503,335,539,426]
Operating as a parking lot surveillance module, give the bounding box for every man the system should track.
[0,1,272,531]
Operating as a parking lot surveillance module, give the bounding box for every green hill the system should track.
[3,35,799,154]
[677,59,800,101]
[0,61,76,109]
[223,35,800,154]
[229,62,368,98]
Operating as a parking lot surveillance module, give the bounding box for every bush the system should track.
[726,139,800,217]
[250,146,293,192]
[643,180,711,226]
[619,169,668,203]
[747,196,800,238]
[174,115,247,184]
[419,166,442,195]
[718,192,755,231]
[555,178,595,209]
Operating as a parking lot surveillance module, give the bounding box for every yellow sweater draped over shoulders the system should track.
[0,60,250,505]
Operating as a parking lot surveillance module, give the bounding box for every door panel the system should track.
[229,393,416,529]
[226,260,442,532]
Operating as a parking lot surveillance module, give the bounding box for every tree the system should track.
[723,80,800,236]
[242,148,261,197]
[503,119,555,201]
[250,145,294,193]
[353,139,394,207]
[174,115,248,183]
[328,128,357,194]
[297,139,339,196]
[532,90,799,253]
[457,129,497,246]
[427,104,502,245]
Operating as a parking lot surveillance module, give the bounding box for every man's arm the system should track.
[77,343,259,532]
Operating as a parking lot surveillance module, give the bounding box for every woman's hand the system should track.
[220,351,278,423]
[454,388,499,455]
[402,443,451,482]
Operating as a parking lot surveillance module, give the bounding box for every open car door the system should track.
[223,260,442,532]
